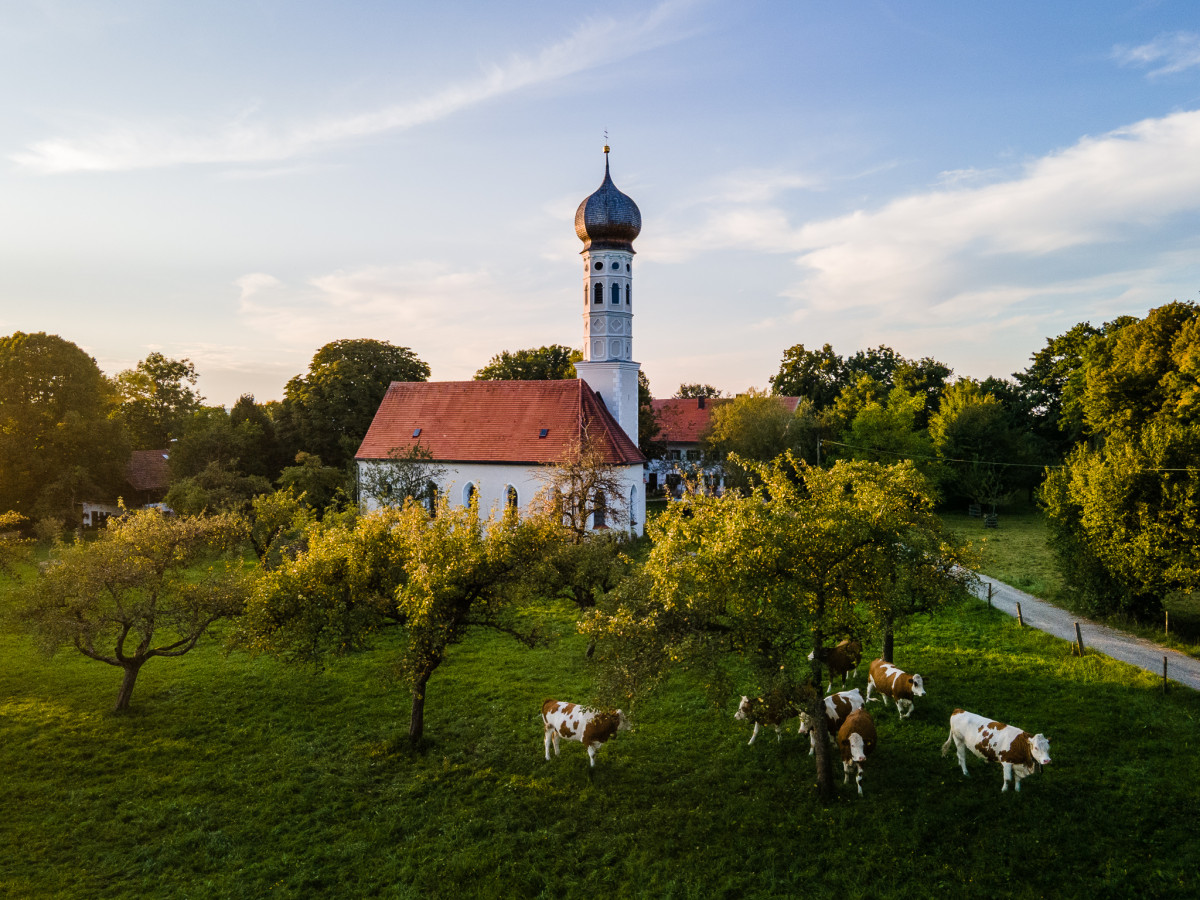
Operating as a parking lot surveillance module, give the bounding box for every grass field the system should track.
[3,571,1199,899]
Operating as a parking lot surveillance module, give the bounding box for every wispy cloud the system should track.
[11,0,701,174]
[1113,31,1200,77]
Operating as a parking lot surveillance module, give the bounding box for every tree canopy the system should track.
[0,332,127,523]
[474,344,580,381]
[278,339,430,470]
[113,352,203,450]
[704,390,820,492]
[675,383,723,399]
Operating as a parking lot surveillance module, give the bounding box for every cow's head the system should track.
[616,709,632,732]
[847,732,870,763]
[734,696,751,721]
[796,711,813,735]
[1030,733,1051,766]
[910,673,926,697]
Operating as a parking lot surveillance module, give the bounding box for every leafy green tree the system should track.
[247,489,316,569]
[822,375,887,441]
[770,342,845,408]
[638,370,664,458]
[537,428,634,538]
[113,353,203,450]
[583,456,966,801]
[165,462,271,515]
[0,511,30,576]
[841,386,937,480]
[474,344,581,381]
[705,390,821,492]
[1043,421,1200,619]
[893,357,953,428]
[0,332,127,522]
[675,383,723,399]
[230,394,289,480]
[242,499,562,742]
[278,339,430,470]
[21,510,249,711]
[277,452,349,513]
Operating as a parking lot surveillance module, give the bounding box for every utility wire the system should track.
[819,439,1200,474]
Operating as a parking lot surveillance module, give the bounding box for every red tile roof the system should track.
[356,380,646,465]
[651,396,802,444]
[126,449,170,491]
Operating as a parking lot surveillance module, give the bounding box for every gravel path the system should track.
[971,573,1200,692]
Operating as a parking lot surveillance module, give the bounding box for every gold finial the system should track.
[604,130,609,154]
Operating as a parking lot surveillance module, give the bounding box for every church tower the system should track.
[573,146,642,445]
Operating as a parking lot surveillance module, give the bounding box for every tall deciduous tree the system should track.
[704,390,820,492]
[0,332,127,522]
[113,352,203,449]
[22,510,249,711]
[770,343,845,408]
[474,345,581,381]
[278,339,430,470]
[638,370,664,458]
[583,456,966,801]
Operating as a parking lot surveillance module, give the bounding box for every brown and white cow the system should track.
[797,688,865,755]
[865,659,925,719]
[837,708,877,796]
[542,699,630,768]
[808,639,863,692]
[941,708,1052,793]
[734,689,801,745]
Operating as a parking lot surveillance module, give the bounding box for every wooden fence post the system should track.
[987,583,993,608]
[1074,622,1085,657]
[1165,610,1169,638]
[1016,602,1023,626]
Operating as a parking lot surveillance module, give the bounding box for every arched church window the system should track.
[505,484,518,510]
[593,282,603,304]
[593,492,606,529]
[611,283,620,304]
[625,284,631,304]
[425,482,438,517]
[463,483,476,506]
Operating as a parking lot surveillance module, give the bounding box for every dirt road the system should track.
[971,574,1200,692]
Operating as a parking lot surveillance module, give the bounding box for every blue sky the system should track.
[3,1,1200,406]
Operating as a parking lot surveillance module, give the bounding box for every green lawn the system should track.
[2,580,1198,899]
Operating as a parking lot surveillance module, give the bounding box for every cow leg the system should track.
[807,732,816,756]
[748,722,761,745]
[587,743,599,768]
[552,730,561,757]
[898,699,911,719]
[1001,762,1013,791]
[855,764,864,797]
[956,740,970,776]
[865,678,875,702]
[842,760,851,784]
[544,726,552,761]
[774,724,783,743]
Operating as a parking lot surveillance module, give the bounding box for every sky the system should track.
[3,1,1200,406]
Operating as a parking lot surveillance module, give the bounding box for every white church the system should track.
[355,148,648,534]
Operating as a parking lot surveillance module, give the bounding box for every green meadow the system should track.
[2,570,1198,899]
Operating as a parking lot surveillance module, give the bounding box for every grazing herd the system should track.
[541,644,1052,799]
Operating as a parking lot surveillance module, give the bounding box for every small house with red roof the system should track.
[355,148,649,534]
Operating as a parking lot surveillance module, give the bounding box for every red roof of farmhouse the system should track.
[356,380,646,466]
[125,449,171,491]
[651,396,801,444]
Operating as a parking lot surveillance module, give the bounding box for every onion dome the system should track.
[575,147,641,252]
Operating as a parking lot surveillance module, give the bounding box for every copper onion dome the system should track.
[575,148,641,252]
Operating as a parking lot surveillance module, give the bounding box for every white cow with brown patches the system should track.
[837,708,877,797]
[865,659,925,719]
[941,708,1052,792]
[797,688,865,755]
[541,699,630,768]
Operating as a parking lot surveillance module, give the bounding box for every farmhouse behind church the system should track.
[355,148,648,533]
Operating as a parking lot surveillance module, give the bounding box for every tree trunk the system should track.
[882,628,894,664]
[408,672,430,742]
[809,693,836,802]
[113,661,144,712]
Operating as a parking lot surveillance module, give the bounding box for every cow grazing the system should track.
[542,699,630,768]
[941,708,1052,793]
[734,689,801,745]
[808,639,863,692]
[865,659,925,719]
[836,708,877,796]
[797,688,865,756]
